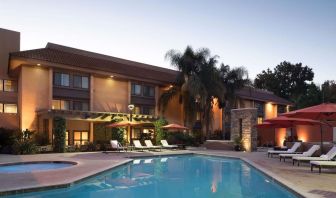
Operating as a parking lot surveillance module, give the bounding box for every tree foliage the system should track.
[153,118,168,145]
[322,80,336,103]
[53,116,66,153]
[254,61,314,108]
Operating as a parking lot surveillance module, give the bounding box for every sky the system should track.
[0,0,335,83]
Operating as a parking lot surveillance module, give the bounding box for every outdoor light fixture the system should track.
[110,75,114,78]
[37,63,41,66]
[128,104,135,111]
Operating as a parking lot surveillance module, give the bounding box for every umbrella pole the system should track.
[320,124,323,154]
[274,128,276,147]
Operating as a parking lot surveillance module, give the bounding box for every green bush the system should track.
[153,118,168,145]
[110,117,125,144]
[53,116,66,153]
[0,128,20,154]
[12,129,37,155]
[167,131,198,146]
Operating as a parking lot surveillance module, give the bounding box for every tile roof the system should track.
[10,43,178,84]
[235,87,293,105]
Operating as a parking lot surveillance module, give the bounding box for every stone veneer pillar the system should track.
[230,108,257,152]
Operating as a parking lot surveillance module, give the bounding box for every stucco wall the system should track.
[92,77,128,113]
[296,125,332,143]
[211,98,222,131]
[159,88,183,125]
[264,103,277,119]
[20,66,50,130]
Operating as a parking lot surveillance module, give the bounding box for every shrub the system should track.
[110,117,125,144]
[0,128,20,154]
[34,132,49,146]
[12,129,37,155]
[167,132,198,146]
[53,116,66,153]
[153,118,168,145]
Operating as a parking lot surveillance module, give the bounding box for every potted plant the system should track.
[234,136,243,151]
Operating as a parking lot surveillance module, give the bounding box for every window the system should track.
[4,104,17,113]
[143,85,155,97]
[4,80,17,92]
[74,131,89,145]
[52,100,70,110]
[131,83,141,95]
[0,80,3,91]
[82,102,89,111]
[142,106,155,115]
[257,117,263,124]
[54,73,69,87]
[74,75,89,89]
[73,101,89,111]
[0,103,3,113]
[134,106,141,114]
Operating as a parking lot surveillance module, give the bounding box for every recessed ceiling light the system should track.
[110,75,114,78]
[37,64,41,66]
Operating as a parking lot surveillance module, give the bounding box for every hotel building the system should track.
[1,28,294,147]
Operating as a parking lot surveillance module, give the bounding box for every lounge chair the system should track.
[161,140,178,149]
[144,140,162,151]
[310,161,336,173]
[267,142,302,158]
[292,146,336,166]
[279,145,320,162]
[133,140,149,151]
[110,140,127,152]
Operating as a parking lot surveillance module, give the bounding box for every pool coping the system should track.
[195,152,309,198]
[0,152,193,196]
[0,151,309,197]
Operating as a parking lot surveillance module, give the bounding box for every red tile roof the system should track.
[235,87,293,105]
[10,43,178,84]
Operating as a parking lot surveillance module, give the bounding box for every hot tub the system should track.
[0,161,76,173]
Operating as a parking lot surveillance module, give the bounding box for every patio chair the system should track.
[110,140,127,152]
[267,142,302,158]
[133,140,149,151]
[161,140,178,149]
[144,140,162,151]
[279,145,320,162]
[292,146,336,166]
[310,161,336,173]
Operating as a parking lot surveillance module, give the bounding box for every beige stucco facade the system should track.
[19,66,51,130]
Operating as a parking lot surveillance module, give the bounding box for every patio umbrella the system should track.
[283,103,336,153]
[162,123,189,131]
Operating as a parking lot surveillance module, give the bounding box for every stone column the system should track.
[230,108,257,152]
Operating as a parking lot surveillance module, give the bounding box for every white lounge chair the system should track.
[110,140,127,152]
[279,145,320,162]
[161,140,178,149]
[292,146,336,166]
[310,161,336,173]
[267,142,302,158]
[133,140,149,151]
[144,140,162,151]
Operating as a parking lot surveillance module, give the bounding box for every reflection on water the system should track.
[10,155,297,198]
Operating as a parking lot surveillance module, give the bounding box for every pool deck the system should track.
[0,149,335,198]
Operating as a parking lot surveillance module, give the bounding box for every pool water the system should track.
[8,155,297,198]
[0,162,74,173]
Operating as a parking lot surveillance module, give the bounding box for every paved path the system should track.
[0,149,335,198]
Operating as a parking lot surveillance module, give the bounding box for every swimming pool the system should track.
[8,155,298,197]
[0,161,75,173]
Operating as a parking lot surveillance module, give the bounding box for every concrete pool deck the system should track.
[0,149,335,198]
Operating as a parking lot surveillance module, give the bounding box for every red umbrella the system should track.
[106,120,143,128]
[283,103,336,120]
[265,116,325,126]
[282,103,336,153]
[256,122,291,146]
[162,124,189,130]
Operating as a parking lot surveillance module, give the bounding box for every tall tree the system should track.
[159,46,224,139]
[254,61,314,108]
[295,83,322,109]
[322,80,336,103]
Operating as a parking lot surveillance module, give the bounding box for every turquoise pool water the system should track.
[0,162,74,173]
[9,155,298,198]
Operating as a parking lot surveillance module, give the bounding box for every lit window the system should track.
[60,100,70,110]
[65,131,69,146]
[0,103,3,113]
[257,117,263,124]
[4,80,17,92]
[4,104,17,113]
[0,80,3,91]
[52,100,60,110]
[74,131,89,145]
[134,106,141,114]
[131,83,141,95]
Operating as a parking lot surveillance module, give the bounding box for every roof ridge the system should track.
[46,42,177,74]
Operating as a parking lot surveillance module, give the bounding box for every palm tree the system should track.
[219,64,251,139]
[159,46,224,139]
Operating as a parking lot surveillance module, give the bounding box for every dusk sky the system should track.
[1,0,335,84]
